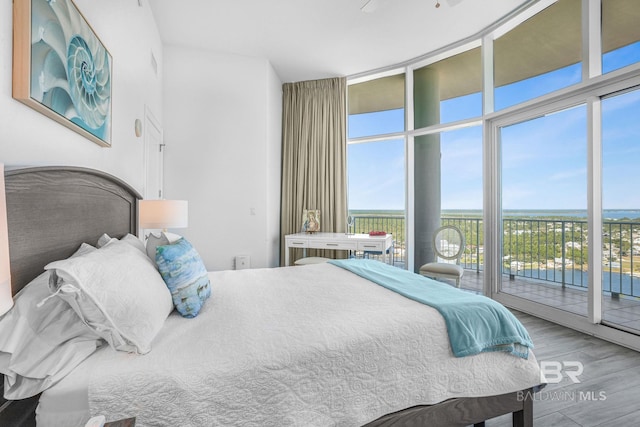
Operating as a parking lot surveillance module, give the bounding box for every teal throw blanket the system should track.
[328,259,533,359]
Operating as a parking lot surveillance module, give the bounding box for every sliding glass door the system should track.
[601,88,640,332]
[499,105,589,316]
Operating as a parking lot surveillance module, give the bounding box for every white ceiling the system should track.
[147,0,531,83]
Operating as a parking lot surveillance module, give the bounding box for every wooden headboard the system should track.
[5,166,141,295]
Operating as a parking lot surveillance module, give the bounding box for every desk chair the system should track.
[419,225,465,287]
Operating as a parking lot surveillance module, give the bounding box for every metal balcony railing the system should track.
[351,213,640,298]
[351,215,406,266]
[498,217,640,298]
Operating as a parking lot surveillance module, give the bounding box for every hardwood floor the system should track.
[485,310,640,427]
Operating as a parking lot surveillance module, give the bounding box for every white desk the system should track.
[284,232,393,266]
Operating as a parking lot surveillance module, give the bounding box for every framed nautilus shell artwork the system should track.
[13,0,112,147]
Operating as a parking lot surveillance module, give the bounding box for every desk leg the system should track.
[284,246,306,266]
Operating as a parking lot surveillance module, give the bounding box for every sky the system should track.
[347,41,640,212]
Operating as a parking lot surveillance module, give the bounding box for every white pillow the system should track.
[97,232,146,254]
[96,233,112,248]
[0,244,103,399]
[46,240,173,354]
[121,233,147,253]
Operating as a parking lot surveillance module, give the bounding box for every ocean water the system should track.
[444,209,640,220]
[349,209,640,220]
[502,210,640,220]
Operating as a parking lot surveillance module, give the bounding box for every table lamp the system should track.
[0,164,14,316]
[139,199,188,261]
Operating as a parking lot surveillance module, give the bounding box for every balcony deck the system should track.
[456,270,640,333]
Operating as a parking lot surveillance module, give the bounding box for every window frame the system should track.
[346,0,640,349]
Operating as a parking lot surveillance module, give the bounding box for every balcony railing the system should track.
[351,213,640,298]
[351,215,406,265]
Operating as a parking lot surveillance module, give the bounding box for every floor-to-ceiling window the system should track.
[602,0,640,73]
[440,125,483,291]
[491,0,592,314]
[347,73,407,266]
[412,46,483,276]
[494,0,582,111]
[347,0,640,349]
[487,0,640,348]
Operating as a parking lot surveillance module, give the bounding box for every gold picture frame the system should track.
[13,0,113,147]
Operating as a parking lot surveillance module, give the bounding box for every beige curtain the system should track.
[280,77,347,266]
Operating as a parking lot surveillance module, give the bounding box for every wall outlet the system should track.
[235,255,250,270]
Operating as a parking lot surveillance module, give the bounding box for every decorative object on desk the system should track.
[0,165,14,316]
[368,230,387,236]
[301,209,320,233]
[346,215,354,235]
[13,0,112,147]
[139,200,188,263]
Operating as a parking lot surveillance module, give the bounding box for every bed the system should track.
[1,166,542,427]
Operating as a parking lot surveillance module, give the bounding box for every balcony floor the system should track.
[457,270,640,334]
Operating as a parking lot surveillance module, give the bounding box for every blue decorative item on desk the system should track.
[156,238,211,318]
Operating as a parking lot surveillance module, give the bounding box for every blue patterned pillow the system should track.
[156,238,211,318]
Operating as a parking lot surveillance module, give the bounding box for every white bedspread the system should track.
[39,263,541,427]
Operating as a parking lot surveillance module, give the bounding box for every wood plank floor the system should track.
[485,310,640,427]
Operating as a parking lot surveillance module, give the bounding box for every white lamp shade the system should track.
[139,200,188,230]
[0,164,14,315]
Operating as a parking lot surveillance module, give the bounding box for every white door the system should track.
[143,106,164,199]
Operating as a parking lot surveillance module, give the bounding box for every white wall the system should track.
[0,0,163,193]
[1,1,283,269]
[163,46,282,271]
[266,65,283,268]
